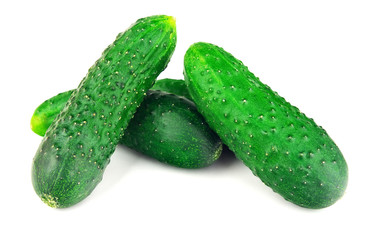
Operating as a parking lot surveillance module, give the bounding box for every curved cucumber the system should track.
[32,15,177,208]
[121,90,222,168]
[184,42,348,208]
[31,79,221,168]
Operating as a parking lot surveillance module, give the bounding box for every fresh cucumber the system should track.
[32,15,177,208]
[31,79,221,168]
[184,42,348,208]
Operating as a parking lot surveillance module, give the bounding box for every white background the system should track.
[1,0,364,239]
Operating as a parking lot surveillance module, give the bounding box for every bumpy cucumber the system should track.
[32,15,177,208]
[184,42,348,208]
[121,90,222,168]
[31,79,221,168]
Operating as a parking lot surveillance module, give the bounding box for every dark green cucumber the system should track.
[121,90,222,168]
[31,79,221,168]
[32,15,177,208]
[184,42,348,208]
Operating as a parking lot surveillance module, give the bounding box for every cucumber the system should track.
[31,79,221,168]
[121,90,222,168]
[184,42,348,208]
[32,15,177,208]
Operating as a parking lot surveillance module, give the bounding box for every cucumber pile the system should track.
[31,15,348,209]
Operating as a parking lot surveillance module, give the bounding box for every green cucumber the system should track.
[121,90,222,168]
[184,42,348,208]
[31,79,221,168]
[32,15,177,208]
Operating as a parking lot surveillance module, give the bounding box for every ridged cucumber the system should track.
[184,42,348,208]
[32,15,177,208]
[31,79,221,168]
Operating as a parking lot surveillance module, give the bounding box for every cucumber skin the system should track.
[32,15,177,208]
[184,42,348,208]
[121,90,222,168]
[31,80,221,168]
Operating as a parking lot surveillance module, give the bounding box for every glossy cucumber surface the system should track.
[184,42,348,208]
[32,15,177,208]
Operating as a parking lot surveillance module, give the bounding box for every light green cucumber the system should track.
[32,15,177,208]
[184,42,348,208]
